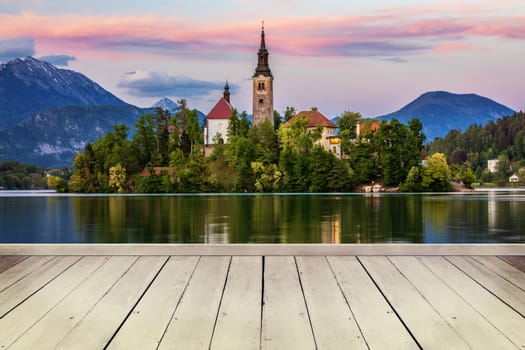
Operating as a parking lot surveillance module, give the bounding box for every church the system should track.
[204,24,274,145]
[203,24,341,158]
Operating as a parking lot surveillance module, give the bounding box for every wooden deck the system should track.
[0,245,524,349]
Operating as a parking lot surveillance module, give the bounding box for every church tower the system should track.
[252,23,274,126]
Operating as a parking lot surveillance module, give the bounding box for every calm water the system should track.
[1,192,524,243]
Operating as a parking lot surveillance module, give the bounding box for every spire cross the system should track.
[262,20,264,31]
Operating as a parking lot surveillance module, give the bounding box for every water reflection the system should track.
[0,192,524,243]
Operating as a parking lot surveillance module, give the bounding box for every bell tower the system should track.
[252,22,274,126]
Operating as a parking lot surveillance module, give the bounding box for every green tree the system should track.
[496,153,512,181]
[273,110,282,130]
[227,109,240,138]
[422,153,452,191]
[154,108,171,164]
[132,114,156,169]
[250,120,279,164]
[47,175,68,193]
[283,106,296,122]
[109,163,127,193]
[337,111,362,156]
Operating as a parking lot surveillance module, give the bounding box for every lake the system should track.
[1,191,524,244]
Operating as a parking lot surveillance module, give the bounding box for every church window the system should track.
[259,98,264,104]
[257,82,266,91]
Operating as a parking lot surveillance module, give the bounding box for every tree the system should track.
[109,163,127,193]
[47,175,68,193]
[250,120,279,165]
[227,108,240,138]
[132,114,156,169]
[337,111,362,155]
[422,153,452,191]
[283,106,296,122]
[273,110,282,130]
[400,166,424,192]
[496,153,512,181]
[154,108,171,164]
[252,162,282,192]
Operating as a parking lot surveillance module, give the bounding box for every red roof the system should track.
[206,97,233,120]
[285,110,336,128]
[359,121,381,134]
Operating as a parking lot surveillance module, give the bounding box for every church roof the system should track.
[206,97,233,120]
[286,110,337,128]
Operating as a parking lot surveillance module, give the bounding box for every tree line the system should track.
[0,160,49,190]
[62,100,431,193]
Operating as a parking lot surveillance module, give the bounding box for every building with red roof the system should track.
[283,109,341,158]
[204,82,233,145]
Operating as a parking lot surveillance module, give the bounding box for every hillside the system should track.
[0,105,148,167]
[0,57,127,130]
[378,91,515,141]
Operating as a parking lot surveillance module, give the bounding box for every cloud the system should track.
[118,70,239,98]
[38,54,76,66]
[321,41,430,57]
[0,37,35,61]
[1,7,524,62]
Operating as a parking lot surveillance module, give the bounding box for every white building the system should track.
[204,82,233,145]
[487,159,498,173]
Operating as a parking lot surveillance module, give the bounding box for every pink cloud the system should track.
[0,9,523,61]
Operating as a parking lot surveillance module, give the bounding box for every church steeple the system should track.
[253,21,272,78]
[223,80,230,103]
[252,22,274,126]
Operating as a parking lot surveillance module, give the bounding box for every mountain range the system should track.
[0,57,127,130]
[0,56,518,167]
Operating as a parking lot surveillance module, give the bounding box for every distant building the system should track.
[509,174,519,183]
[487,159,498,173]
[356,120,381,138]
[203,82,233,145]
[284,109,341,158]
[252,23,274,126]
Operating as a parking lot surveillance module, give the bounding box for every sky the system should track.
[1,0,524,118]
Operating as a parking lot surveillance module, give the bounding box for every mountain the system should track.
[152,97,179,112]
[0,56,127,130]
[377,91,515,141]
[0,105,149,167]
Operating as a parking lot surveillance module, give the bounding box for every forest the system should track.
[62,99,435,193]
[0,160,48,190]
[427,111,525,185]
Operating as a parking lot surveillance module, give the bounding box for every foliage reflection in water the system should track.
[0,192,524,243]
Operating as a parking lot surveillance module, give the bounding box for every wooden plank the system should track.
[390,256,517,349]
[500,256,525,273]
[472,256,525,290]
[359,256,470,350]
[211,257,262,350]
[0,256,108,348]
[328,256,418,350]
[0,256,28,273]
[447,256,525,316]
[261,256,316,350]
[1,243,524,256]
[296,256,367,350]
[0,256,53,292]
[8,256,138,350]
[108,256,199,350]
[54,256,167,350]
[158,256,231,350]
[419,256,525,348]
[0,256,81,317]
